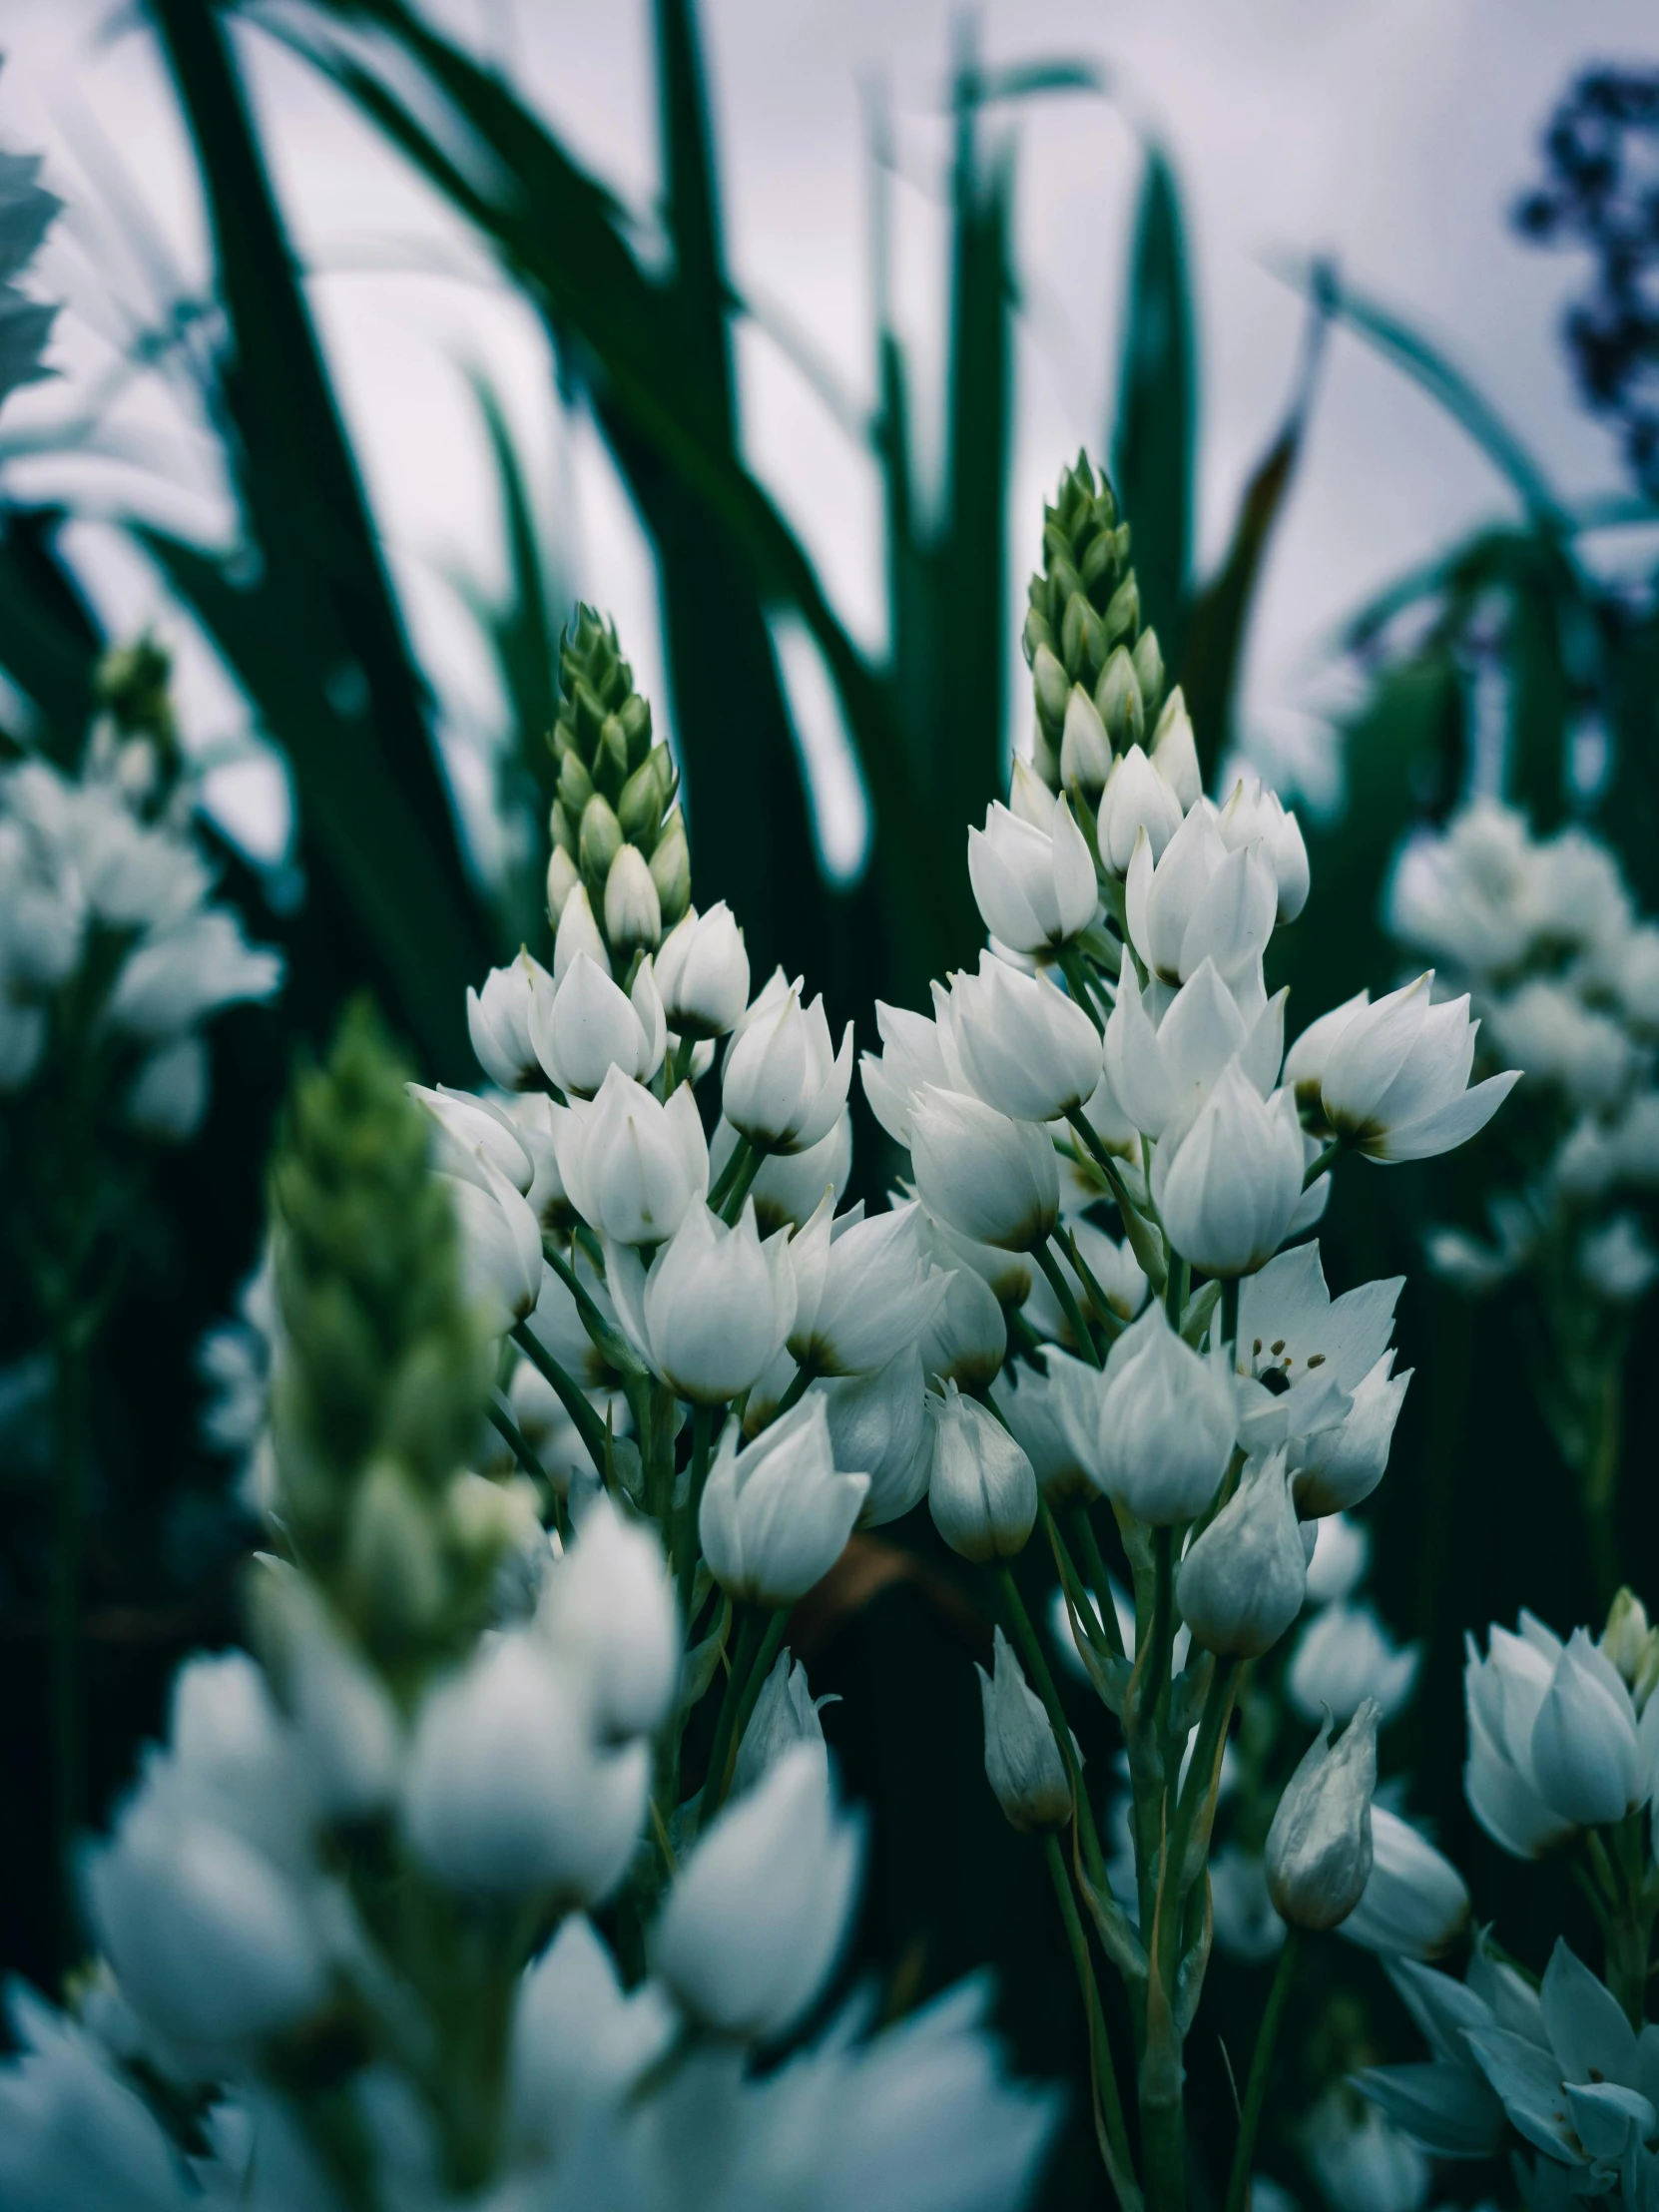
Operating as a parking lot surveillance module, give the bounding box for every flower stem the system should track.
[1223,1927,1302,2212]
[50,1324,88,1963]
[1042,1832,1144,2210]
[487,1394,569,1542]
[772,1360,817,1421]
[510,1322,612,1482]
[1220,1277,1239,1360]
[701,1605,791,1823]
[1067,1505,1126,1659]
[1302,1138,1342,1191]
[709,1137,762,1224]
[1056,946,1105,1035]
[996,1567,1111,1898]
[1065,1110,1167,1293]
[1035,1237,1102,1368]
[677,1404,716,1635]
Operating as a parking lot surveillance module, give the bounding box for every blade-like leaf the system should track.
[150,0,494,1072]
[1112,147,1195,662]
[0,504,103,755]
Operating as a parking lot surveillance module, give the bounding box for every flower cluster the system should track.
[0,646,281,1137]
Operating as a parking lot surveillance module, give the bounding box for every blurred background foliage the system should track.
[1,3,1657,2202]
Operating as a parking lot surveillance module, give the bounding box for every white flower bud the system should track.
[410,1082,534,1194]
[500,1089,577,1232]
[1009,753,1058,829]
[1095,1303,1236,1525]
[653,1746,862,2042]
[995,1350,1104,1503]
[251,1564,401,1821]
[553,881,610,982]
[909,1087,1060,1254]
[553,1065,708,1247]
[712,1111,852,1236]
[1177,1449,1306,1658]
[1293,1355,1411,1517]
[1339,1807,1469,1959]
[723,970,853,1155]
[927,1381,1037,1562]
[977,1625,1072,1832]
[1098,743,1183,875]
[531,951,666,1098]
[948,953,1102,1124]
[546,841,580,922]
[918,1250,1008,1393]
[1317,972,1519,1162]
[1463,1618,1577,1859]
[442,1158,544,1334]
[1530,1627,1644,1827]
[467,949,551,1091]
[1060,686,1112,804]
[732,1651,832,1798]
[1155,1064,1305,1277]
[1125,805,1277,989]
[607,1201,796,1404]
[603,842,662,954]
[1149,687,1202,812]
[699,1395,867,1605]
[537,1493,678,1738]
[1217,774,1311,923]
[819,1345,930,1527]
[966,796,1097,955]
[402,1634,647,1902]
[656,901,751,1039]
[1265,1700,1380,1932]
[105,909,281,1041]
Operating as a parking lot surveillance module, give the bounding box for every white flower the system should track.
[918,1247,1008,1392]
[947,952,1102,1124]
[105,910,282,1041]
[994,1350,1105,1503]
[1217,773,1310,923]
[819,1346,930,1528]
[401,1632,647,1902]
[965,795,1097,954]
[723,970,853,1155]
[1209,1845,1286,1962]
[499,1090,576,1231]
[1283,990,1371,1118]
[126,1036,209,1142]
[531,951,665,1098]
[409,1082,534,1193]
[1125,803,1278,990]
[1178,1449,1306,1657]
[523,1247,618,1389]
[859,996,955,1147]
[1340,1808,1469,1960]
[607,1201,796,1403]
[1579,1214,1659,1303]
[1303,1512,1370,1606]
[466,949,550,1090]
[537,1494,678,1738]
[1103,949,1285,1142]
[909,1087,1059,1253]
[507,1916,675,2161]
[1486,979,1633,1111]
[1316,973,1520,1161]
[653,1745,863,2041]
[603,843,662,953]
[1294,1354,1412,1516]
[1385,800,1536,973]
[553,1064,709,1246]
[1095,1302,1236,1525]
[1020,1220,1144,1349]
[1233,1241,1404,1481]
[1302,2090,1430,2212]
[700,1396,867,1604]
[252,1565,401,1821]
[927,1382,1037,1562]
[1157,1062,1305,1277]
[656,901,750,1038]
[1266,1701,1379,1932]
[1059,685,1112,801]
[1097,743,1183,874]
[1463,1614,1580,1857]
[977,1626,1072,1832]
[1530,1625,1655,1827]
[1289,1603,1420,1724]
[787,1198,944,1376]
[732,1651,834,1799]
[442,1158,543,1335]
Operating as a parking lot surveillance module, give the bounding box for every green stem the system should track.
[1034,1237,1102,1367]
[677,1404,716,1636]
[1164,1254,1189,1330]
[1066,1109,1167,1292]
[511,1322,612,1479]
[50,1325,87,1965]
[1220,1277,1239,1361]
[1224,1928,1302,2212]
[1062,1226,1126,1345]
[772,1360,817,1421]
[1056,945,1105,1035]
[541,1237,641,1378]
[1302,1138,1342,1191]
[996,1567,1110,1896]
[487,1395,570,1543]
[1044,1504,1121,1677]
[701,1606,791,1824]
[1043,1833,1143,2210]
[667,1032,697,1095]
[1068,1505,1126,1659]
[709,1137,763,1223]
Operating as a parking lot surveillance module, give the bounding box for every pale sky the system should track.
[0,0,1650,877]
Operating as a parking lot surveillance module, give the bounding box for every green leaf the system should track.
[1112,148,1195,663]
[150,0,494,1073]
[0,504,102,756]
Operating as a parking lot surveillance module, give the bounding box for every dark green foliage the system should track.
[1112,150,1194,666]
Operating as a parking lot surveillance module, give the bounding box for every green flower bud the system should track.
[1061,591,1106,682]
[604,842,662,954]
[1095,646,1145,749]
[558,749,594,818]
[549,799,576,857]
[597,711,630,798]
[547,844,580,922]
[1132,626,1165,718]
[1022,605,1056,666]
[650,809,692,927]
[618,755,665,847]
[1102,573,1139,648]
[343,1457,447,1646]
[1032,643,1069,736]
[579,794,624,889]
[618,691,653,767]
